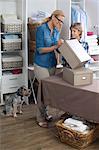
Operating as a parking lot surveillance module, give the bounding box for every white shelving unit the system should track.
[0,0,28,105]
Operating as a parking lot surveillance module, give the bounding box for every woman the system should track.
[34,10,65,127]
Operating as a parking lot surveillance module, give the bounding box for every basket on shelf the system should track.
[2,23,22,33]
[2,38,21,51]
[2,55,23,69]
[56,119,96,149]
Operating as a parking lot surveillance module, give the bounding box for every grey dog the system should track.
[3,86,31,117]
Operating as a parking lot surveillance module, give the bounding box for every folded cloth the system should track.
[63,118,89,133]
[62,123,89,133]
[64,118,83,126]
[3,35,19,39]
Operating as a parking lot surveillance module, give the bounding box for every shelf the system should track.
[1,50,23,53]
[0,32,22,35]
[2,67,23,71]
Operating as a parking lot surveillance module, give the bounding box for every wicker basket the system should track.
[2,61,23,69]
[56,119,96,149]
[2,55,23,69]
[2,23,22,33]
[2,38,21,51]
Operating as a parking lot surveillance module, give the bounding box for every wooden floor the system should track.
[0,104,99,150]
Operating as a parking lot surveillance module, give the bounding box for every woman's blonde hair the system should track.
[51,10,65,17]
[42,10,65,23]
[70,23,83,38]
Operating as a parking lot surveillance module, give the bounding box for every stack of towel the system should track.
[63,118,89,133]
[1,14,22,25]
[86,34,99,55]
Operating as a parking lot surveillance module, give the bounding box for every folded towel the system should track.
[64,118,83,126]
[63,118,89,133]
[2,19,22,24]
[62,123,89,133]
[3,35,19,39]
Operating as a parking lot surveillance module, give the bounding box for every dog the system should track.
[3,86,31,117]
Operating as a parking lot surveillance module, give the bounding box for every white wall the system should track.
[27,0,99,35]
[0,0,16,14]
[57,0,71,40]
[27,0,56,17]
[85,0,99,34]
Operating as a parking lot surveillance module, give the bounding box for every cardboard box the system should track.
[59,39,91,69]
[63,67,93,86]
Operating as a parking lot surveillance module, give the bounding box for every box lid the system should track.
[59,39,91,69]
[67,67,93,75]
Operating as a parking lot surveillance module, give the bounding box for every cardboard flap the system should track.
[59,39,91,69]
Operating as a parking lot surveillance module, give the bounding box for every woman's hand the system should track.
[40,39,64,53]
[57,39,64,48]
